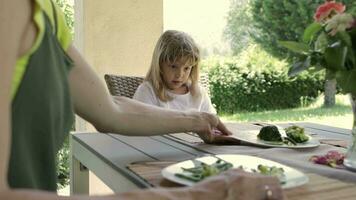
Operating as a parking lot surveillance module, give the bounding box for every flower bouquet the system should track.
[279,0,356,171]
[279,0,356,95]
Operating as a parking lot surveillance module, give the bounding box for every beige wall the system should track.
[73,1,163,193]
[74,0,163,131]
[73,0,164,131]
[75,0,163,78]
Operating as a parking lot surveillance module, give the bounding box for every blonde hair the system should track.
[145,30,201,102]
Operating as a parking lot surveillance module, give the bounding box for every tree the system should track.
[250,0,326,58]
[224,0,256,55]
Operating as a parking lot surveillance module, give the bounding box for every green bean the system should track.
[175,173,202,182]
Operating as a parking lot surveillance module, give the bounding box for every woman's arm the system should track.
[67,45,222,137]
[0,0,34,191]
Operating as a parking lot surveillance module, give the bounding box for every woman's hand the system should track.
[188,169,286,200]
[194,112,240,144]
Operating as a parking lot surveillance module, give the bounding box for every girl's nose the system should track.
[175,70,183,78]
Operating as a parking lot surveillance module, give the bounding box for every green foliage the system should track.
[224,0,256,55]
[224,0,356,107]
[303,22,322,43]
[277,41,310,54]
[52,0,74,190]
[223,0,327,56]
[56,136,70,189]
[54,0,74,35]
[249,0,322,58]
[278,1,356,95]
[203,53,324,113]
[201,44,287,73]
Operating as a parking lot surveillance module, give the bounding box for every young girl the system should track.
[133,30,216,113]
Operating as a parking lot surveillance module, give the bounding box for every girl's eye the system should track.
[184,67,191,71]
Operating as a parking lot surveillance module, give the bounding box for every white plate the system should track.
[229,129,320,148]
[162,154,308,189]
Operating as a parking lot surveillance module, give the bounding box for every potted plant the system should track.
[279,0,356,170]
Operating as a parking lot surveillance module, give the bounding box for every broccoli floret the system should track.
[257,125,282,142]
[285,125,309,143]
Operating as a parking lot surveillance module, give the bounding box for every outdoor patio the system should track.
[54,0,356,198]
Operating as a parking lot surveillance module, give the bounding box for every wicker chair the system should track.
[104,73,210,98]
[104,74,144,98]
[199,73,210,95]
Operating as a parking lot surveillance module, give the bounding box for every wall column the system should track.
[73,1,163,194]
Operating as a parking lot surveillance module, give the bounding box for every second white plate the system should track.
[161,154,309,189]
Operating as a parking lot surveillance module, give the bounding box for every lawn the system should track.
[220,95,353,130]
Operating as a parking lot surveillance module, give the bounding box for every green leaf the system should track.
[349,29,356,46]
[337,31,352,47]
[288,56,311,77]
[278,41,310,54]
[335,69,356,95]
[324,43,348,71]
[315,32,329,52]
[325,69,336,80]
[303,22,322,43]
[345,47,356,70]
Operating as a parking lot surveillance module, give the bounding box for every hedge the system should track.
[202,55,324,113]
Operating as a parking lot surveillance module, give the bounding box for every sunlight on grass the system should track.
[220,94,353,129]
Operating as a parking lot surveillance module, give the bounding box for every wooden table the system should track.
[70,122,356,199]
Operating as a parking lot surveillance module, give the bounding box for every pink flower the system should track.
[325,150,345,164]
[310,155,328,164]
[310,150,345,168]
[314,1,346,22]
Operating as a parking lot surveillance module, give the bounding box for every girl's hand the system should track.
[189,169,286,200]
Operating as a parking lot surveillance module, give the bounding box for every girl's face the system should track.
[161,57,193,93]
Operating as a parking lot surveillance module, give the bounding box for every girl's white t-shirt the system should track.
[133,81,216,114]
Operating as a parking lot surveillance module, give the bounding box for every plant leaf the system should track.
[288,56,311,77]
[336,69,356,95]
[303,22,322,43]
[337,31,352,47]
[324,44,347,71]
[325,69,336,80]
[315,32,328,52]
[345,46,355,70]
[278,41,310,54]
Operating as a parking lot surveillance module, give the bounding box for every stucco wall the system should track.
[73,0,163,132]
[76,0,163,77]
[72,1,163,194]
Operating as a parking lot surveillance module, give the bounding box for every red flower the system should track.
[314,1,346,22]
